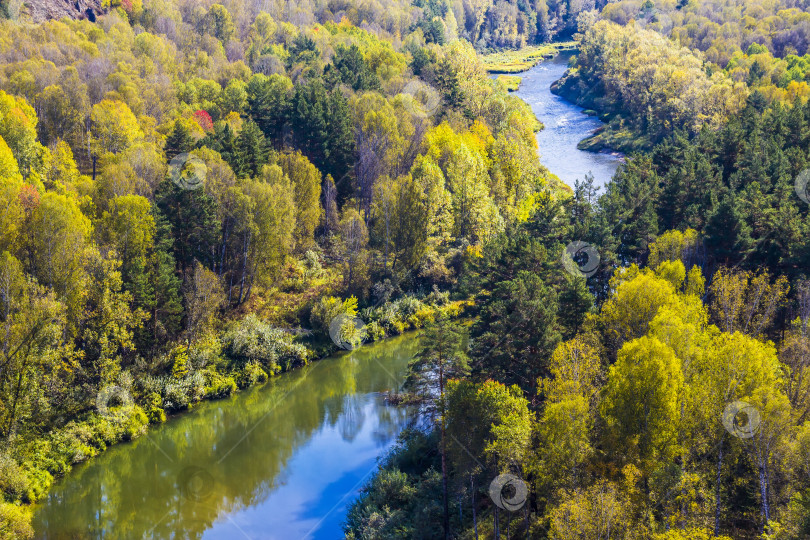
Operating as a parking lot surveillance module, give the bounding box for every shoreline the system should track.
[500,48,624,189]
[17,299,470,529]
[490,45,625,163]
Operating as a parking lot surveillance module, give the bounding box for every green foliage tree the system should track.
[164,119,195,162]
[279,151,321,248]
[408,317,469,539]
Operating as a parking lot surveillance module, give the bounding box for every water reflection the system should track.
[33,334,420,539]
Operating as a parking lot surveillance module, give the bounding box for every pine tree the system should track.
[155,179,220,273]
[236,120,268,178]
[407,317,469,540]
[164,119,195,161]
[133,208,183,353]
[704,191,753,266]
[558,273,594,339]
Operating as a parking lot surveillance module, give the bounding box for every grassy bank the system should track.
[495,74,522,91]
[481,41,577,73]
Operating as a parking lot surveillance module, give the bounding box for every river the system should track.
[513,52,623,190]
[32,334,420,539]
[32,52,622,540]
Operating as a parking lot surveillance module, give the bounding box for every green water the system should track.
[32,333,421,539]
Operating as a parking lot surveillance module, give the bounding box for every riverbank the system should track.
[550,64,653,153]
[1,294,470,538]
[481,41,577,73]
[32,331,426,538]
[508,51,624,190]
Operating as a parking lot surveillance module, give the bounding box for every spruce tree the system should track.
[236,120,269,178]
[164,119,195,161]
[704,191,753,266]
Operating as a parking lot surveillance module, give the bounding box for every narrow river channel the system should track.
[32,334,420,539]
[513,52,623,190]
[33,52,621,540]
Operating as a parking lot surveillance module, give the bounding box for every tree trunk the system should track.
[715,441,723,536]
[524,504,529,535]
[471,474,478,540]
[758,460,770,525]
[506,511,510,540]
[440,360,449,540]
[237,230,251,304]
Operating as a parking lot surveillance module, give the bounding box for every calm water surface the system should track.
[32,334,420,539]
[513,53,624,190]
[33,52,621,540]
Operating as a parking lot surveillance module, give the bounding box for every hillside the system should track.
[5,0,104,22]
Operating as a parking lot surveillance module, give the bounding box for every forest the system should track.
[0,0,809,538]
[347,3,810,540]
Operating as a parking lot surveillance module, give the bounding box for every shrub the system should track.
[303,250,323,279]
[18,465,50,503]
[222,314,307,372]
[170,345,190,379]
[237,360,269,388]
[144,392,167,424]
[0,502,32,539]
[413,308,435,328]
[189,335,225,370]
[365,321,386,342]
[123,407,149,440]
[310,296,358,338]
[425,287,450,306]
[0,453,29,503]
[391,319,407,335]
[202,370,237,399]
[367,303,402,332]
[54,422,101,464]
[163,378,191,411]
[397,296,424,317]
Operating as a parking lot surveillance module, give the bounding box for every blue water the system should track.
[512,53,623,190]
[32,334,419,539]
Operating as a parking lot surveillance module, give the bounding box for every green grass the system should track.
[482,41,577,74]
[496,74,522,91]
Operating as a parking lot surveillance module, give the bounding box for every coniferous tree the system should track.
[704,191,753,266]
[164,120,195,161]
[323,44,380,92]
[155,179,220,273]
[247,74,292,147]
[558,273,594,339]
[135,208,183,352]
[236,120,268,178]
[407,317,469,540]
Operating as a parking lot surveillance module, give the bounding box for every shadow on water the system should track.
[32,333,422,539]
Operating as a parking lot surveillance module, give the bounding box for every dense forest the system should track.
[0,0,565,537]
[1,0,810,538]
[346,3,810,540]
